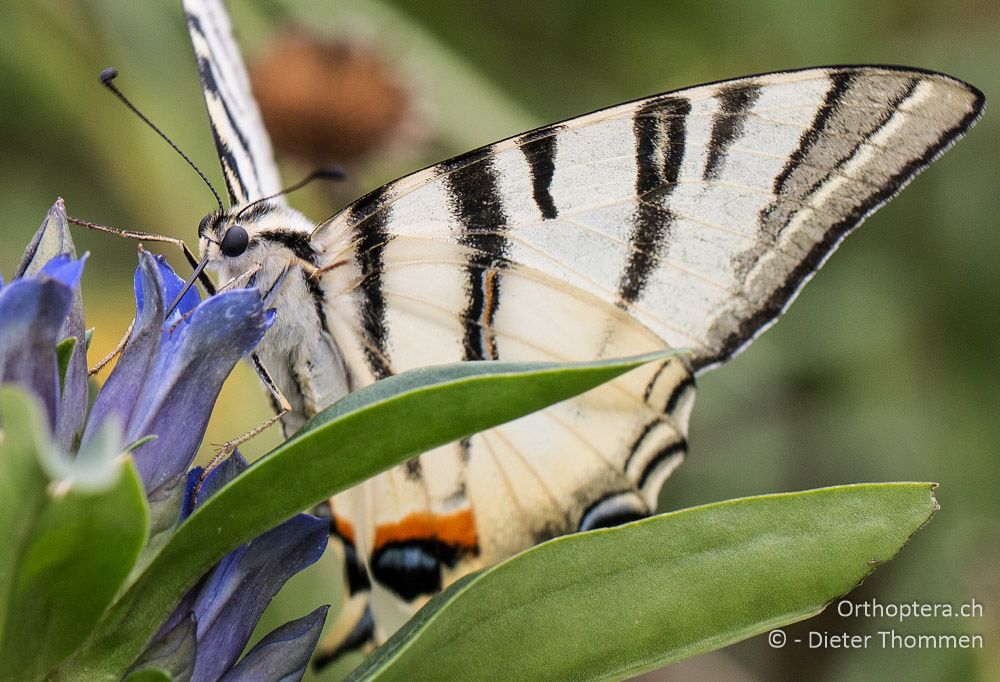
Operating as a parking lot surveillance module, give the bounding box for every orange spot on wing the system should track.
[332,514,356,545]
[374,509,478,553]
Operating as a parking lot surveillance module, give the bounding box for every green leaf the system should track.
[0,387,148,680]
[348,483,937,681]
[122,434,158,455]
[56,337,77,393]
[52,352,671,679]
[0,390,49,647]
[122,668,174,682]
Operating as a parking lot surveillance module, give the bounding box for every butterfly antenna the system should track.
[235,165,346,219]
[99,67,224,211]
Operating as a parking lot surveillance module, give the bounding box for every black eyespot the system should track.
[220,224,249,257]
[577,492,648,532]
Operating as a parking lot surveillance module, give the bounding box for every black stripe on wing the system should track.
[773,71,855,196]
[442,150,511,362]
[255,227,331,334]
[577,491,649,532]
[519,127,561,220]
[637,439,687,490]
[618,95,691,305]
[703,82,763,181]
[186,10,261,206]
[350,189,394,379]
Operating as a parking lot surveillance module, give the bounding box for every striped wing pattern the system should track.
[312,66,982,652]
[323,67,981,375]
[180,6,984,663]
[183,0,285,207]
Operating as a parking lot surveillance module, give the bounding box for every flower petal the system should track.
[182,451,249,520]
[189,514,329,682]
[83,250,167,451]
[128,288,272,490]
[38,254,85,289]
[134,253,200,326]
[21,201,89,451]
[0,276,75,427]
[130,613,198,682]
[219,606,329,682]
[15,198,76,279]
[39,251,89,451]
[54,321,88,451]
[6,201,88,445]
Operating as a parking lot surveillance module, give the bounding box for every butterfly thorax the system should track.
[198,201,351,432]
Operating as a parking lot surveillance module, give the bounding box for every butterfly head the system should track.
[198,210,250,260]
[197,201,316,280]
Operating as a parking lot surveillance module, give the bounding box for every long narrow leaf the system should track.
[53,352,671,679]
[348,483,937,681]
[0,388,147,680]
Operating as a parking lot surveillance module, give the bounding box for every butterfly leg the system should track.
[196,260,300,490]
[69,216,224,375]
[192,353,291,499]
[216,262,263,292]
[67,216,216,294]
[306,259,350,281]
[88,318,135,376]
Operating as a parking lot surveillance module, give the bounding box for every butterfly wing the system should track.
[311,66,982,655]
[316,245,694,643]
[183,0,285,206]
[323,66,982,373]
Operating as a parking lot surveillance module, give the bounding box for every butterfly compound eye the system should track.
[220,224,250,257]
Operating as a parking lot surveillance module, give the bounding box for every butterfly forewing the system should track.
[323,67,982,374]
[308,64,981,652]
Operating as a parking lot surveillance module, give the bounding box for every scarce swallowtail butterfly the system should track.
[181,0,983,664]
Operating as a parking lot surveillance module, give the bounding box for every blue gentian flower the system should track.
[1,199,89,451]
[3,200,331,681]
[82,246,273,490]
[5,199,274,491]
[135,453,329,681]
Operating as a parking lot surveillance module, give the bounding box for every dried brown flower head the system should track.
[250,30,410,165]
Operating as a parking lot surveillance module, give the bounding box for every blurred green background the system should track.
[1,1,997,680]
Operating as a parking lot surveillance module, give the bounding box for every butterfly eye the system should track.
[220,224,250,257]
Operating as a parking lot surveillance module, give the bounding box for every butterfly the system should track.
[181,0,983,665]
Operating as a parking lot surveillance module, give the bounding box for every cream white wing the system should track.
[319,247,695,647]
[311,66,982,658]
[320,66,982,374]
